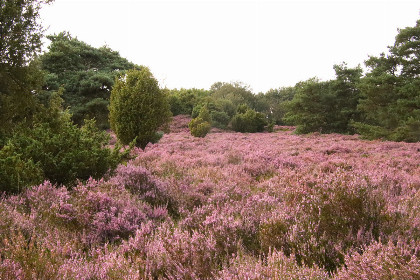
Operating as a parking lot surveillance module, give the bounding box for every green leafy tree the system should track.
[327,63,362,133]
[109,68,172,149]
[210,82,256,109]
[166,88,209,116]
[0,0,53,143]
[354,19,420,142]
[284,78,331,134]
[256,87,296,125]
[40,32,138,129]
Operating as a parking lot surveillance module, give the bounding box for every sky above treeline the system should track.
[40,0,419,93]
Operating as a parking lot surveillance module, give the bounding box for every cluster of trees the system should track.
[1,0,419,193]
[285,20,420,142]
[168,82,272,134]
[40,32,138,129]
[0,0,132,193]
[166,20,420,142]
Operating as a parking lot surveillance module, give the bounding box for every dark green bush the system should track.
[0,143,44,194]
[189,117,211,138]
[0,92,130,193]
[231,108,267,133]
[211,111,230,129]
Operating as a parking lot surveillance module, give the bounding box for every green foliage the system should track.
[166,88,209,116]
[267,121,275,133]
[0,0,53,142]
[231,107,267,133]
[189,106,212,137]
[285,64,362,134]
[189,117,211,138]
[109,68,172,149]
[284,78,329,134]
[0,91,129,193]
[211,110,230,129]
[354,20,420,142]
[40,32,137,129]
[197,105,211,123]
[192,100,232,129]
[0,143,44,193]
[0,0,53,66]
[210,82,256,109]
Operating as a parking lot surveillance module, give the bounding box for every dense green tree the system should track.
[109,68,172,149]
[0,0,53,143]
[354,20,420,142]
[40,32,138,128]
[191,99,234,129]
[284,78,331,134]
[285,64,362,134]
[327,63,362,133]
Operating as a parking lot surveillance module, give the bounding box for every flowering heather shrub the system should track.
[217,250,329,280]
[260,171,391,272]
[169,114,191,133]
[71,178,168,245]
[121,221,220,279]
[111,163,177,216]
[0,124,419,278]
[335,241,420,279]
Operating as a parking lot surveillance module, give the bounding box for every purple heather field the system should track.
[1,115,419,279]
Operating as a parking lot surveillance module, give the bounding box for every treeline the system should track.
[37,19,420,142]
[166,17,420,142]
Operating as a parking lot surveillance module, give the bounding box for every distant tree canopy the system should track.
[0,0,54,143]
[255,87,296,125]
[284,63,362,134]
[40,32,138,129]
[166,88,210,116]
[210,81,256,109]
[353,19,420,142]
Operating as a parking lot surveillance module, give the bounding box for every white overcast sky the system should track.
[40,0,419,93]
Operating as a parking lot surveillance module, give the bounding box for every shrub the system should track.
[217,250,329,280]
[189,106,212,137]
[0,92,129,193]
[111,164,178,217]
[123,222,220,279]
[189,117,211,138]
[231,108,266,133]
[0,144,44,193]
[335,241,420,279]
[259,172,389,272]
[211,110,230,129]
[109,68,172,149]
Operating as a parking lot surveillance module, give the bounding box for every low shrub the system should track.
[259,172,390,272]
[0,91,130,193]
[217,250,329,280]
[231,108,266,133]
[189,117,211,138]
[335,241,420,279]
